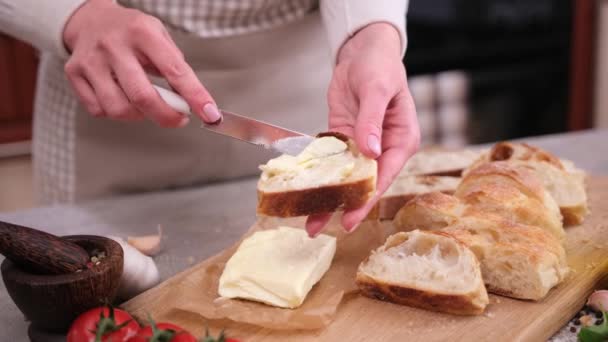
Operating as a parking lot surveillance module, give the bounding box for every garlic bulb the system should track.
[107,235,160,300]
[587,290,608,312]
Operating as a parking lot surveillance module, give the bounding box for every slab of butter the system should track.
[218,226,337,308]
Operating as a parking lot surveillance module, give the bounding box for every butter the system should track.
[259,136,349,180]
[296,136,348,164]
[218,226,337,308]
[261,154,299,175]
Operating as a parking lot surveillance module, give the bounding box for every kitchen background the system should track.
[0,0,606,211]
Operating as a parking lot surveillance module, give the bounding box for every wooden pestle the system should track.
[0,220,90,274]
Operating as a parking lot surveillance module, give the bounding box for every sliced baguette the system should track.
[467,142,588,225]
[394,204,569,300]
[455,162,565,240]
[373,175,461,220]
[393,192,464,232]
[257,132,377,217]
[356,230,489,315]
[443,215,569,301]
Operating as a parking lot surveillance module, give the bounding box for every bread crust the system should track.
[462,161,547,202]
[257,176,376,217]
[393,192,463,231]
[467,141,589,225]
[356,273,487,315]
[455,174,565,240]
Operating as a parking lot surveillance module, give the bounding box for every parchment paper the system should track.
[131,216,385,330]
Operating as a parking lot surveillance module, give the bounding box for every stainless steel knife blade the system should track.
[153,85,313,155]
[203,110,313,155]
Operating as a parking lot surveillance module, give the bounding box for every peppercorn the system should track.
[595,311,603,319]
[574,319,581,326]
[570,326,577,333]
[596,318,604,325]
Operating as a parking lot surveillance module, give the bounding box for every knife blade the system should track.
[153,85,313,155]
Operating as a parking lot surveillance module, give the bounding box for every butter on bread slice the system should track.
[257,132,377,217]
[218,226,336,309]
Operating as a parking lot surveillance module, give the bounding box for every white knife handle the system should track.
[153,85,192,116]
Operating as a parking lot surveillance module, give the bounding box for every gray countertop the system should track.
[1,129,607,341]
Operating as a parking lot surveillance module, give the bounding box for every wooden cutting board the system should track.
[123,176,608,342]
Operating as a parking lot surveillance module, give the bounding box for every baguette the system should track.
[394,201,568,300]
[394,168,566,240]
[443,215,569,300]
[257,132,377,217]
[356,230,489,315]
[393,192,464,231]
[455,162,564,240]
[467,142,588,225]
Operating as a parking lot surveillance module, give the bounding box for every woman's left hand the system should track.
[306,23,420,236]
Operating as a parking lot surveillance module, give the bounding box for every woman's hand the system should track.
[306,23,420,236]
[62,0,221,126]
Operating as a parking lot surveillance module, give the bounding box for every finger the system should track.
[83,61,145,122]
[110,54,189,128]
[342,91,420,231]
[134,32,220,123]
[65,61,106,117]
[305,214,333,237]
[353,83,394,159]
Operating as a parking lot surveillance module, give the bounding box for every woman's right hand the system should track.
[62,0,221,127]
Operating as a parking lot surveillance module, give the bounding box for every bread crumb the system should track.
[580,314,593,326]
[187,256,195,265]
[495,298,502,304]
[485,312,495,318]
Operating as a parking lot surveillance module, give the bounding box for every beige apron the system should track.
[32,12,331,203]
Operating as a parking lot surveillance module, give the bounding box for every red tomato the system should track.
[67,306,140,342]
[128,322,197,342]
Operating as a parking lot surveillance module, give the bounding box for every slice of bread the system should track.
[443,216,569,301]
[373,175,461,220]
[356,230,489,315]
[455,162,565,240]
[393,203,569,300]
[399,149,483,177]
[257,132,377,217]
[393,192,464,232]
[467,142,588,225]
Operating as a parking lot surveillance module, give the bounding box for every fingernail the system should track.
[367,135,381,157]
[346,223,360,233]
[203,103,221,123]
[310,228,323,238]
[178,116,190,127]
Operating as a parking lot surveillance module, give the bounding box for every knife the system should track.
[153,85,313,156]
